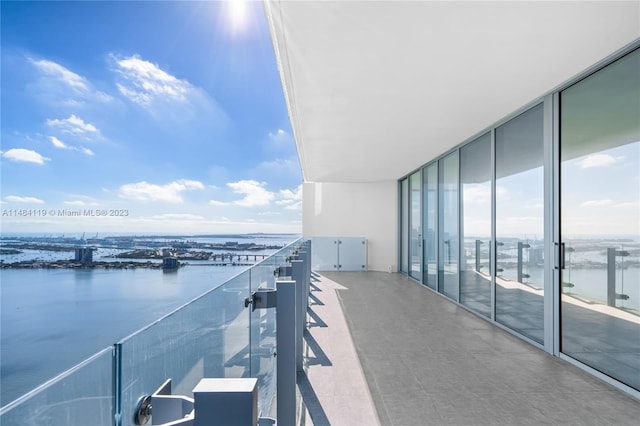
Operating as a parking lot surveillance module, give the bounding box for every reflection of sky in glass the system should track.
[411,172,421,232]
[496,167,544,238]
[460,140,638,238]
[441,153,458,237]
[562,142,639,237]
[462,182,491,237]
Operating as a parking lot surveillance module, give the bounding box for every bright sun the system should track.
[228,0,249,33]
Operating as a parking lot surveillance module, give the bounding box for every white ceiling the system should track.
[265,0,640,183]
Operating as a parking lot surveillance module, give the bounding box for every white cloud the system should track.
[50,136,95,156]
[269,129,287,140]
[284,203,302,211]
[1,148,50,165]
[614,201,640,209]
[578,154,622,169]
[277,185,303,210]
[29,58,112,104]
[151,213,205,220]
[279,185,302,201]
[50,136,68,149]
[5,195,45,204]
[495,186,510,198]
[209,199,231,206]
[46,114,99,136]
[63,200,99,206]
[267,128,294,151]
[463,184,490,204]
[111,54,228,126]
[114,55,191,105]
[580,199,614,207]
[31,59,89,91]
[118,179,204,203]
[227,180,275,207]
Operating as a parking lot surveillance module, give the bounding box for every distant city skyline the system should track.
[1,1,302,234]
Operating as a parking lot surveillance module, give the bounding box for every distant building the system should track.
[163,257,179,271]
[74,248,93,264]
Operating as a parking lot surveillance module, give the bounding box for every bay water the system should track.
[0,235,296,406]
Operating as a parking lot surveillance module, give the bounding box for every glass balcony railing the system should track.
[0,239,303,426]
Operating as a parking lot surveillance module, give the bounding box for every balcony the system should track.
[2,241,639,425]
[315,271,640,425]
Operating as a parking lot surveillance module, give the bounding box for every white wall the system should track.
[302,181,397,272]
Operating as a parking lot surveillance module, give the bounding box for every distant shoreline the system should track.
[0,259,174,270]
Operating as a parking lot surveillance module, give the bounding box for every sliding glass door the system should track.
[495,103,545,344]
[460,133,492,317]
[409,171,422,280]
[560,48,639,391]
[397,45,638,395]
[439,152,459,299]
[423,164,438,289]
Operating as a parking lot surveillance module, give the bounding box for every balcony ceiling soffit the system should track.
[265,0,640,183]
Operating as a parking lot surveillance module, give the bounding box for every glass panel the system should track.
[0,240,300,425]
[409,171,422,280]
[439,152,459,299]
[310,238,339,271]
[423,164,438,290]
[401,178,409,273]
[495,103,545,344]
[338,238,367,271]
[0,347,113,426]
[119,273,251,424]
[560,48,640,391]
[460,133,492,317]
[250,264,278,416]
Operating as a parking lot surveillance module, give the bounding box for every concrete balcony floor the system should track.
[300,271,640,426]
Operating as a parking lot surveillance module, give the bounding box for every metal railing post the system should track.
[517,242,530,283]
[276,279,296,426]
[113,343,122,426]
[291,259,305,372]
[607,247,616,307]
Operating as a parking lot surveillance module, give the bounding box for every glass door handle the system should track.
[555,242,565,270]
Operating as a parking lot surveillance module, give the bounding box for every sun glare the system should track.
[228,0,249,34]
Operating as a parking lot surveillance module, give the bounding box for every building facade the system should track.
[398,47,639,394]
[266,0,639,397]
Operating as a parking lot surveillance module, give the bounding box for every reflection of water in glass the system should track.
[462,237,640,312]
[564,268,640,311]
[564,239,640,312]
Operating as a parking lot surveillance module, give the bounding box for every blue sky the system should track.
[1,0,302,235]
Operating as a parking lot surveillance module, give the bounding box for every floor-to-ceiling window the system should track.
[495,103,545,344]
[438,152,459,300]
[423,163,438,290]
[460,133,492,317]
[398,45,638,395]
[409,171,422,280]
[560,48,639,391]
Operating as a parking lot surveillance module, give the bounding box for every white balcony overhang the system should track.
[265,0,640,183]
